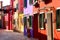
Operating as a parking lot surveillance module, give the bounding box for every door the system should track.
[33,14,38,38]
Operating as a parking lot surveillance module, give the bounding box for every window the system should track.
[34,0,37,2]
[29,16,33,27]
[13,19,15,24]
[39,13,45,29]
[29,0,33,5]
[16,4,18,9]
[24,17,27,27]
[24,0,27,8]
[56,9,60,29]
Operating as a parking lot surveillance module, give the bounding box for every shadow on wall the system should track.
[38,32,47,40]
[33,2,39,8]
[42,0,52,4]
[38,32,59,40]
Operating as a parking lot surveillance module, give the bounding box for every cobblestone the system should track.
[0,29,38,40]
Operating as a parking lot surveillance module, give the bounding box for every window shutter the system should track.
[29,16,33,27]
[29,0,33,5]
[24,17,27,26]
[56,9,60,29]
[24,0,27,8]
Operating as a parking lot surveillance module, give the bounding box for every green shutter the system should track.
[29,16,32,27]
[24,0,27,8]
[29,0,33,5]
[39,13,44,29]
[24,17,27,26]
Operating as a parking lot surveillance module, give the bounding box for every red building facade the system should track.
[18,0,24,13]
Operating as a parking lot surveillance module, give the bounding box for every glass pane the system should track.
[39,13,44,29]
[56,9,60,29]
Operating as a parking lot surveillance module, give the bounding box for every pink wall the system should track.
[24,0,33,15]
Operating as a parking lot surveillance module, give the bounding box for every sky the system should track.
[0,0,10,6]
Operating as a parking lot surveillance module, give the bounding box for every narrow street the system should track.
[0,29,38,40]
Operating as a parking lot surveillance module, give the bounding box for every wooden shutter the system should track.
[29,16,33,27]
[24,17,27,27]
[24,0,27,8]
[29,0,33,5]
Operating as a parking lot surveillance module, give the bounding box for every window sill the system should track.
[56,29,60,31]
[40,28,44,30]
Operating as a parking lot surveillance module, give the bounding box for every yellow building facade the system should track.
[13,0,24,32]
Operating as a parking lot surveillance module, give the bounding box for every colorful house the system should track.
[18,0,24,32]
[13,0,24,32]
[33,0,60,40]
[13,0,19,31]
[0,0,16,30]
[23,0,33,37]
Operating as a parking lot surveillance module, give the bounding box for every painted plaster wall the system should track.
[24,0,33,15]
[18,0,24,13]
[33,0,60,40]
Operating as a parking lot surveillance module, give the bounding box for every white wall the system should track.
[0,0,10,6]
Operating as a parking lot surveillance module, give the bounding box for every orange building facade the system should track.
[33,0,60,40]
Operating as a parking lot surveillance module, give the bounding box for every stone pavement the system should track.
[0,29,38,40]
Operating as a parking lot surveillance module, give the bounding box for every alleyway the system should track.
[0,29,38,40]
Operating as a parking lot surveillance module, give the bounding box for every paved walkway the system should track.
[0,29,38,40]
